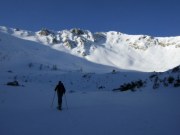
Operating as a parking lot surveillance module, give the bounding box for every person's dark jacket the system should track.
[55,82,66,95]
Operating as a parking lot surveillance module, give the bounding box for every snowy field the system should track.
[0,83,180,135]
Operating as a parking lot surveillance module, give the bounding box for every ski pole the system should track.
[64,94,68,110]
[51,91,56,108]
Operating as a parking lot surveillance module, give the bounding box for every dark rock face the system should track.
[70,28,84,35]
[39,28,51,36]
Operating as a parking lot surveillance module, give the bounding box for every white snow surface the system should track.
[0,26,180,135]
[0,26,180,72]
[0,84,180,135]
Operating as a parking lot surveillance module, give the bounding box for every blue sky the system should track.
[1,0,180,36]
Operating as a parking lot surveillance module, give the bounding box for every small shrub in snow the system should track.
[112,69,116,74]
[52,65,58,71]
[153,82,159,89]
[82,73,92,80]
[98,86,105,89]
[113,80,145,92]
[28,63,33,68]
[39,64,43,70]
[149,74,158,80]
[136,80,144,88]
[7,70,13,73]
[162,77,168,87]
[7,81,19,86]
[174,76,180,87]
[152,76,160,89]
[168,76,174,84]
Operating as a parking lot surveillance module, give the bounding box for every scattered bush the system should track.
[174,76,180,87]
[112,69,116,74]
[28,63,33,68]
[162,77,168,87]
[7,70,13,73]
[113,80,145,92]
[7,81,19,86]
[168,76,174,84]
[153,76,160,89]
[52,65,58,71]
[98,86,105,89]
[153,82,159,89]
[39,64,43,70]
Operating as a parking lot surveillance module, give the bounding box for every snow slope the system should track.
[0,83,180,135]
[0,29,118,74]
[1,26,180,72]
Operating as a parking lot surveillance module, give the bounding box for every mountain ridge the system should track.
[0,26,180,72]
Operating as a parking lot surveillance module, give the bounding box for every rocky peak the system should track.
[38,28,53,36]
[70,28,85,35]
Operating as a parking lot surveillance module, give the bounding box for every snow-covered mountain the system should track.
[0,26,180,135]
[0,26,180,72]
[0,25,179,91]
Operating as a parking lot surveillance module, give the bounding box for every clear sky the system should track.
[1,0,180,36]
